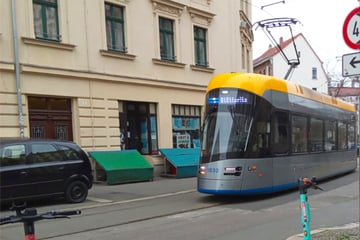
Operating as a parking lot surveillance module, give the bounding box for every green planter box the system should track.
[88,150,153,185]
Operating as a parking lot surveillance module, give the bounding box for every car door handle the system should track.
[20,171,28,177]
[58,166,65,171]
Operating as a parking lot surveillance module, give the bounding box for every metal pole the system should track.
[11,0,25,138]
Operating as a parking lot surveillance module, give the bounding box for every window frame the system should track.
[0,144,27,167]
[272,111,290,155]
[33,0,60,41]
[159,17,176,61]
[309,118,324,152]
[291,114,308,154]
[324,120,337,151]
[338,121,347,150]
[105,2,126,53]
[172,104,201,149]
[30,143,65,163]
[194,26,208,67]
[312,67,317,80]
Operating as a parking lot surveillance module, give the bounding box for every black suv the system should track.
[0,138,93,204]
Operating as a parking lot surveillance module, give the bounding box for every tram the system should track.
[197,72,357,195]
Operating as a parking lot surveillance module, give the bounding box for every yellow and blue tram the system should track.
[197,72,357,195]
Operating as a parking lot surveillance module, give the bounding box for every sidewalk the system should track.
[287,222,359,240]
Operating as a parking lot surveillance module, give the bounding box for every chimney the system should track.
[279,37,283,45]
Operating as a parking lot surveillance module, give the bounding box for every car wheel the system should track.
[65,180,88,203]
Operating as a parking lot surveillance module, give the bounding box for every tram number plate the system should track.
[208,167,219,173]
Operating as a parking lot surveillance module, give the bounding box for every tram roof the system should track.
[207,72,355,112]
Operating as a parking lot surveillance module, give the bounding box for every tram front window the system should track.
[201,89,256,163]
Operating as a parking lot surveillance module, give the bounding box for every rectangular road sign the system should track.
[342,52,360,77]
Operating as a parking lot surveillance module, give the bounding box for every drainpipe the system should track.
[11,0,25,138]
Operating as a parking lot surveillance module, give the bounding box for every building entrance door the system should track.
[28,97,73,141]
[120,101,158,154]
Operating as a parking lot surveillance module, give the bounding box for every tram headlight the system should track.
[199,165,206,175]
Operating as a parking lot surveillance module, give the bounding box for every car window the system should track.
[30,143,65,163]
[57,145,81,160]
[0,144,26,167]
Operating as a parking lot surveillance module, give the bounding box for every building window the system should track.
[194,26,208,67]
[241,43,245,69]
[172,105,201,148]
[33,0,60,41]
[159,17,175,61]
[105,3,126,52]
[312,67,317,79]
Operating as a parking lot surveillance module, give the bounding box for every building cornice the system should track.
[187,7,215,25]
[150,0,186,17]
[20,64,206,91]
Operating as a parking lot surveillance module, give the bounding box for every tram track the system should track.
[1,188,227,240]
[40,203,224,240]
[1,171,358,240]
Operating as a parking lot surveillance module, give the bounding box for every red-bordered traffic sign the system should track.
[343,7,360,50]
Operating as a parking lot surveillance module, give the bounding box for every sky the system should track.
[251,0,359,77]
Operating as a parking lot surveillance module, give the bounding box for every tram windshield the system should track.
[201,89,270,163]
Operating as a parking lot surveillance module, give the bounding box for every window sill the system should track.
[190,64,215,73]
[22,37,76,51]
[100,50,136,60]
[152,58,185,68]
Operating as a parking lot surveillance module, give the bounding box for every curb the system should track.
[286,222,359,240]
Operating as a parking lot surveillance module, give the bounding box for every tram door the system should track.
[122,102,158,155]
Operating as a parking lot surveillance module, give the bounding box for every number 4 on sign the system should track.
[353,21,359,37]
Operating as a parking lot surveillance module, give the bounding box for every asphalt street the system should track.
[0,164,358,240]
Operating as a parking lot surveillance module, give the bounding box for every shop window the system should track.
[172,105,201,148]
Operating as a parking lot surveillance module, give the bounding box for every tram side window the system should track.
[291,115,308,153]
[272,111,289,155]
[310,118,323,152]
[338,122,347,150]
[324,120,337,151]
[348,123,356,150]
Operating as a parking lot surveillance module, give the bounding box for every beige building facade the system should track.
[0,0,253,154]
